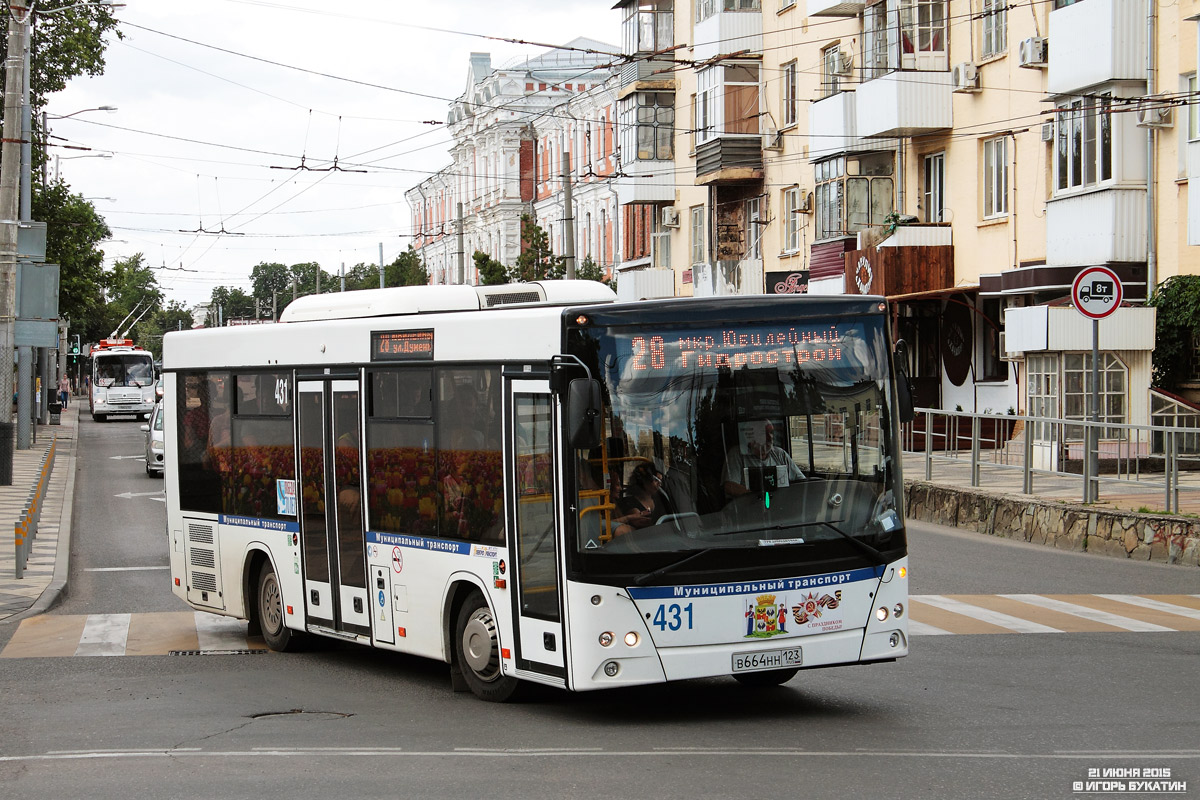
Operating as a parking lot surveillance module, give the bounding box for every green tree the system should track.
[576,255,607,283]
[205,286,255,327]
[250,262,291,314]
[143,300,195,360]
[31,181,110,342]
[1148,275,1200,391]
[342,261,379,292]
[512,214,562,282]
[386,246,429,287]
[474,250,508,286]
[106,254,163,343]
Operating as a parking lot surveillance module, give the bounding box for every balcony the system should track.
[808,91,891,159]
[695,137,763,184]
[693,11,762,63]
[855,71,952,138]
[618,58,676,96]
[1190,141,1200,246]
[616,159,676,204]
[1045,188,1147,267]
[807,0,865,16]
[1048,0,1146,95]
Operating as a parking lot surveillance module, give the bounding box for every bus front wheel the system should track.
[455,591,520,702]
[733,668,799,688]
[257,561,302,652]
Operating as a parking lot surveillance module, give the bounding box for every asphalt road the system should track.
[0,414,1196,799]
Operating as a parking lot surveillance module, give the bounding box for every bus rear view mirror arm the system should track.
[567,378,602,450]
[893,339,916,424]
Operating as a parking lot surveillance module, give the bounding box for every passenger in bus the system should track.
[723,420,804,499]
[612,462,667,536]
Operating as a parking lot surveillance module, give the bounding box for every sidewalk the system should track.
[0,402,77,624]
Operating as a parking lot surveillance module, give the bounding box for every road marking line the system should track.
[194,611,256,651]
[1099,594,1200,622]
[84,566,170,572]
[907,619,952,636]
[916,595,1062,634]
[75,613,131,656]
[1002,595,1174,632]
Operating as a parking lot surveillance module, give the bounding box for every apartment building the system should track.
[406,41,618,285]
[409,2,1200,439]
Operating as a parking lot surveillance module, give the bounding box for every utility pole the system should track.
[0,5,31,479]
[562,150,575,280]
[456,202,465,285]
[378,243,384,289]
[340,263,345,292]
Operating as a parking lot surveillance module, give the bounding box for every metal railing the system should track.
[14,435,56,578]
[901,408,1197,514]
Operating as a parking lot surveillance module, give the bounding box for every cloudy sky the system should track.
[46,0,619,308]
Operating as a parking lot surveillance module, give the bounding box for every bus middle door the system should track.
[506,379,566,683]
[296,377,370,637]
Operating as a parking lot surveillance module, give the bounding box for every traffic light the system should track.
[72,334,80,355]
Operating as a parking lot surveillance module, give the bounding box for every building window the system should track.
[923,152,944,222]
[863,0,948,78]
[623,0,673,56]
[780,0,796,8]
[782,188,801,253]
[1026,355,1058,443]
[814,153,894,240]
[782,61,797,126]
[699,0,759,18]
[821,46,844,98]
[695,0,716,22]
[1063,353,1127,439]
[636,93,674,160]
[980,0,1006,58]
[1056,95,1112,192]
[979,298,1006,381]
[746,196,763,259]
[982,136,1009,219]
[1189,75,1200,141]
[690,205,707,265]
[696,63,760,144]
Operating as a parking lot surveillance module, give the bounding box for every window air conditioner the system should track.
[951,62,980,93]
[661,206,680,228]
[999,331,1020,362]
[1040,122,1055,142]
[762,125,783,151]
[1018,37,1048,69]
[1135,97,1174,129]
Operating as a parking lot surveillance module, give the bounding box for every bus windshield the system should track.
[567,312,904,576]
[95,354,155,388]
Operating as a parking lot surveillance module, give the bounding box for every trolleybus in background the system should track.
[163,281,912,702]
[90,338,157,422]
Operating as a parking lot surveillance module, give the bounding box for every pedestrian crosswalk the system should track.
[2,594,1199,658]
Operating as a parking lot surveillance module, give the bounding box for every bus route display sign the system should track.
[1071,266,1123,320]
[372,329,434,361]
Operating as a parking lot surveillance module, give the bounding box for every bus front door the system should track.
[296,378,370,637]
[506,380,566,682]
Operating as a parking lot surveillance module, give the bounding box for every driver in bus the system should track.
[723,420,804,499]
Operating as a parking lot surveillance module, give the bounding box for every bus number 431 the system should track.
[652,602,694,631]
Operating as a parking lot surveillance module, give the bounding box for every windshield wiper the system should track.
[634,547,716,586]
[814,521,887,565]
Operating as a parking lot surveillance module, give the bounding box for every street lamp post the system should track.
[0,0,123,478]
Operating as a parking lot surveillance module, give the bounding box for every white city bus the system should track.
[90,339,157,421]
[163,281,912,701]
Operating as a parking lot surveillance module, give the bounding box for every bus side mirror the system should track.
[894,340,915,424]
[567,378,602,450]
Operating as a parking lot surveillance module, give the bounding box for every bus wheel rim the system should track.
[262,574,283,634]
[463,608,500,681]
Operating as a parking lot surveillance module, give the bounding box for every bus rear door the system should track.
[506,378,566,683]
[296,377,370,637]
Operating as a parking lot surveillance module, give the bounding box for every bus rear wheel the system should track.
[257,561,302,652]
[92,413,106,423]
[455,591,520,702]
[733,668,799,688]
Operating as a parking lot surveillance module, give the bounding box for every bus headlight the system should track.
[598,631,614,647]
[876,606,889,622]
[623,632,639,647]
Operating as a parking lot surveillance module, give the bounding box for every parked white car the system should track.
[141,401,164,477]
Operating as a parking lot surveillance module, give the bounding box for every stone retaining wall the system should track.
[904,480,1200,567]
